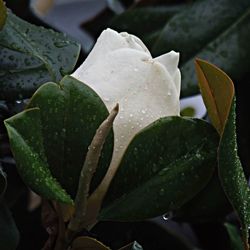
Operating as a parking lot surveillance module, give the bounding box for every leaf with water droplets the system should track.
[150,0,250,97]
[0,0,6,30]
[219,98,250,249]
[99,117,219,221]
[4,108,73,203]
[109,5,184,39]
[25,76,113,198]
[197,59,250,248]
[0,11,80,100]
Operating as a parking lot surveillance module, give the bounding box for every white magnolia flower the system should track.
[71,28,181,178]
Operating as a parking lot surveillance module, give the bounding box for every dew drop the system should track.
[162,212,173,221]
[167,91,171,96]
[134,68,139,72]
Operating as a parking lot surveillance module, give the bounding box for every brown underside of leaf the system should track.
[195,58,234,135]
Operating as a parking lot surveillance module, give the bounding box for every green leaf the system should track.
[0,11,80,100]
[0,0,6,30]
[0,167,7,198]
[225,223,244,250]
[174,172,231,222]
[4,108,73,203]
[6,76,114,199]
[150,0,250,97]
[196,59,250,248]
[109,5,184,38]
[0,202,19,250]
[219,98,250,248]
[181,8,250,97]
[99,117,219,221]
[195,58,234,135]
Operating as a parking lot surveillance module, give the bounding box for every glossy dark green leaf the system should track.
[0,202,19,250]
[181,9,250,97]
[0,11,80,100]
[109,5,184,38]
[219,98,250,248]
[4,108,73,203]
[0,0,6,30]
[99,117,218,221]
[174,172,231,222]
[225,223,244,250]
[0,167,7,198]
[150,0,250,97]
[26,76,113,198]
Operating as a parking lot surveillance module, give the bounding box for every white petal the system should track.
[154,51,181,96]
[73,48,179,172]
[71,28,181,179]
[72,28,151,75]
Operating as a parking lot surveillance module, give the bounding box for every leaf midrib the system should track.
[6,16,56,81]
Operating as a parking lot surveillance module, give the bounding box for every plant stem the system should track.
[67,104,119,235]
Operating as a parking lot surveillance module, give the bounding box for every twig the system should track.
[67,104,119,234]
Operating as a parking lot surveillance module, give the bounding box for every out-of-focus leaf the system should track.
[225,223,244,250]
[100,117,218,221]
[4,108,73,204]
[197,59,250,248]
[0,202,19,250]
[0,11,80,100]
[195,58,234,135]
[5,76,114,199]
[150,0,250,97]
[0,0,6,30]
[0,166,6,198]
[71,236,110,250]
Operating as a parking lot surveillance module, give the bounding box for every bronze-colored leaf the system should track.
[0,0,6,30]
[195,58,234,135]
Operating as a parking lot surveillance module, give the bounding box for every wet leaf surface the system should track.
[5,76,114,200]
[197,59,250,248]
[100,117,218,221]
[0,11,80,100]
